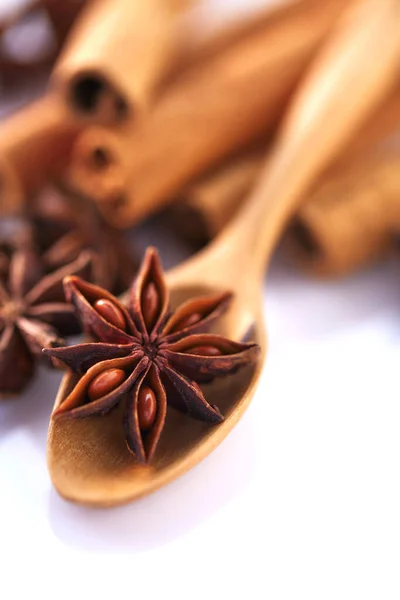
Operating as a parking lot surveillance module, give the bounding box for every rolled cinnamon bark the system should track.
[166,80,400,248]
[52,0,195,124]
[174,146,400,277]
[167,151,264,246]
[0,157,23,215]
[67,0,348,227]
[285,152,400,276]
[0,95,82,215]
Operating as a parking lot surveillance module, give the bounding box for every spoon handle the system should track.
[226,0,400,280]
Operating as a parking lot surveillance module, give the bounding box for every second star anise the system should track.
[30,186,137,294]
[0,228,92,395]
[45,248,260,463]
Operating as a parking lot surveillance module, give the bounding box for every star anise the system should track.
[45,248,260,463]
[0,228,92,395]
[30,186,137,293]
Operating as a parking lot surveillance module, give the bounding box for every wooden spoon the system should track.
[47,0,400,507]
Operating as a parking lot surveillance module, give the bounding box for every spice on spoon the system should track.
[44,247,260,464]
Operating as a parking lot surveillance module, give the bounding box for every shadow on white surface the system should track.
[47,411,256,553]
[0,367,62,448]
[267,255,400,343]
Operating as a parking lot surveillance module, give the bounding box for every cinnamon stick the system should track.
[0,95,82,215]
[67,0,349,227]
[285,151,400,276]
[0,157,23,215]
[167,151,264,246]
[167,81,400,247]
[52,0,195,124]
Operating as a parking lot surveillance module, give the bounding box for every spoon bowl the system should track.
[48,275,265,506]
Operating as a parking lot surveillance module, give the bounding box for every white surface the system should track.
[2,1,400,599]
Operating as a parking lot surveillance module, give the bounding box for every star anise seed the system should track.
[45,247,260,463]
[137,386,157,431]
[93,298,127,330]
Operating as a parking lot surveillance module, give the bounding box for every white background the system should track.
[1,1,400,599]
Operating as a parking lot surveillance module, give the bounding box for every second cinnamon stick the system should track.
[286,151,400,275]
[0,95,82,215]
[168,81,400,250]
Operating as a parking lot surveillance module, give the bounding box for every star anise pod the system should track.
[0,229,92,395]
[45,248,260,463]
[30,186,138,293]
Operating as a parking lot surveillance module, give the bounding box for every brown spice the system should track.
[171,312,202,332]
[0,230,92,395]
[30,186,138,294]
[93,299,126,331]
[88,368,127,401]
[168,82,400,251]
[53,0,194,124]
[189,346,222,357]
[142,282,160,330]
[285,151,400,276]
[45,248,260,463]
[67,0,347,227]
[137,386,157,431]
[0,96,83,215]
